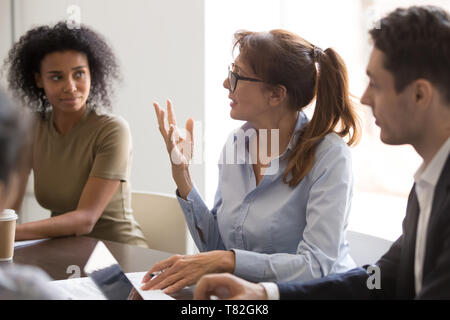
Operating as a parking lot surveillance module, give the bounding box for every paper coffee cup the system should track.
[0,209,18,261]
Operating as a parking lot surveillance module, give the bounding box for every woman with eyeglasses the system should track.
[4,22,147,247]
[143,29,360,293]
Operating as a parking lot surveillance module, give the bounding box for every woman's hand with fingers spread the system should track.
[140,250,236,294]
[153,99,194,198]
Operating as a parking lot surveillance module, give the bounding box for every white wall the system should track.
[0,0,12,89]
[204,0,282,206]
[1,0,205,222]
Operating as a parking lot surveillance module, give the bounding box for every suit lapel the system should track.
[422,154,450,271]
[427,155,450,229]
[396,184,420,297]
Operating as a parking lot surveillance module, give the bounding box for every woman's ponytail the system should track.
[283,47,360,187]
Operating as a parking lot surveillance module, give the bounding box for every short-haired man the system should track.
[194,5,450,300]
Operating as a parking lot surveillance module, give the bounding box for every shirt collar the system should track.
[414,136,450,187]
[286,111,309,151]
[233,111,310,149]
[49,104,92,133]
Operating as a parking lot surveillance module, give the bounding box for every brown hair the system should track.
[233,30,360,187]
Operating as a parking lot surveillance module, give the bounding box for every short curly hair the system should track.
[3,21,120,116]
[370,6,450,103]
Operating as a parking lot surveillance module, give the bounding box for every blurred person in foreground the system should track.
[0,89,58,300]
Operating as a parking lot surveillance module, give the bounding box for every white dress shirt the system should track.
[414,137,450,295]
[260,282,280,300]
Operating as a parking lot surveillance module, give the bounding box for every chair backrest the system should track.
[131,191,193,255]
[346,230,393,266]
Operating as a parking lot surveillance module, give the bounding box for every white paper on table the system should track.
[127,272,175,300]
[14,239,50,248]
[48,271,174,300]
[49,276,106,300]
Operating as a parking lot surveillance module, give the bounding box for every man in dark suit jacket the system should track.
[193,5,450,300]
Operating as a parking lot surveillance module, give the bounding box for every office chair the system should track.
[131,191,196,255]
[346,230,393,266]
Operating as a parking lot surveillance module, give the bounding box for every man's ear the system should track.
[34,73,43,88]
[268,85,288,107]
[412,79,433,109]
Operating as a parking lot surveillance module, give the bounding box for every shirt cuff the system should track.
[175,186,199,217]
[260,282,280,300]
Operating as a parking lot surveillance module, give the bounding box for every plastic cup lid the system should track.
[0,209,18,221]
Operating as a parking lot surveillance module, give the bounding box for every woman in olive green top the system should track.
[4,22,147,247]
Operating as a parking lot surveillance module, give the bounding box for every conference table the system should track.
[5,236,194,300]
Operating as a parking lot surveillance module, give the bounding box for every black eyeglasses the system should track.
[228,64,263,92]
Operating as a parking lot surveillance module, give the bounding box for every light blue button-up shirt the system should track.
[177,111,356,283]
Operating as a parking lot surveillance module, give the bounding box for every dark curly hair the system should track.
[3,21,120,117]
[370,5,450,103]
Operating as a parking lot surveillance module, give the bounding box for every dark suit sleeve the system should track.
[417,201,450,299]
[277,236,404,299]
[373,235,402,298]
[277,267,369,299]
